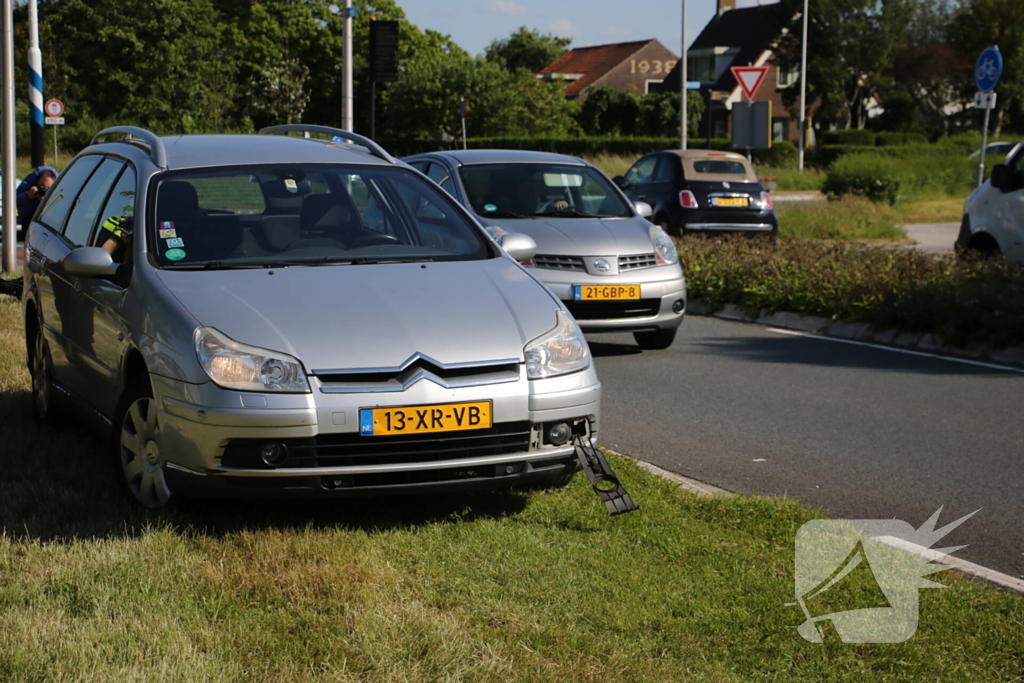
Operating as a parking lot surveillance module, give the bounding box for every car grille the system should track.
[564,299,660,320]
[312,357,521,392]
[220,421,532,469]
[533,254,586,271]
[619,253,657,270]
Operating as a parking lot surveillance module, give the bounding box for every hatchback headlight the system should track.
[524,310,591,379]
[194,327,310,393]
[650,225,679,265]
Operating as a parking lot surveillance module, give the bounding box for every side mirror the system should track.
[612,175,625,187]
[990,164,1009,191]
[634,201,653,218]
[64,246,119,278]
[500,232,537,263]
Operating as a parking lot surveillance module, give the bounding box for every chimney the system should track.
[718,0,735,14]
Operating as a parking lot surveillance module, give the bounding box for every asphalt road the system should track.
[589,315,1024,578]
[902,222,959,254]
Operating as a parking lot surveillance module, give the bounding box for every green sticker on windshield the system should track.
[165,248,186,261]
[484,203,497,212]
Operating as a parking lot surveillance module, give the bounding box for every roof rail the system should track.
[258,125,396,164]
[91,126,168,169]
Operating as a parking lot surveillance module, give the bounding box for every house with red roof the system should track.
[537,39,679,99]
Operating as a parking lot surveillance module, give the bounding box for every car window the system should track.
[63,158,124,246]
[692,160,748,175]
[652,156,675,183]
[151,165,490,268]
[459,163,633,218]
[93,166,137,263]
[406,160,427,172]
[624,157,657,186]
[35,155,103,232]
[426,163,455,197]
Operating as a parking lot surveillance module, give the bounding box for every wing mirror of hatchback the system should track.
[634,201,653,218]
[612,175,626,187]
[990,163,1009,191]
[500,232,537,263]
[64,246,119,278]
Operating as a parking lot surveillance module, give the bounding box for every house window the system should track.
[645,80,664,94]
[777,65,799,88]
[772,117,790,142]
[689,56,715,83]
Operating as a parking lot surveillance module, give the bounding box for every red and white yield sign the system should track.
[730,66,770,101]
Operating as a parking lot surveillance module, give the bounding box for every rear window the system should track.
[692,160,748,175]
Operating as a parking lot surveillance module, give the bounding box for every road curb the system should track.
[686,300,1024,369]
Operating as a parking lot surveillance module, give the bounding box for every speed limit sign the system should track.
[44,99,64,117]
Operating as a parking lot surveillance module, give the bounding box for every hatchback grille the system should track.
[220,421,532,469]
[533,254,586,271]
[619,253,657,270]
[564,299,660,320]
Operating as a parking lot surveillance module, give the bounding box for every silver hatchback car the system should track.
[22,126,611,509]
[403,150,686,350]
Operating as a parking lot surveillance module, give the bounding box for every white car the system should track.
[958,141,1024,262]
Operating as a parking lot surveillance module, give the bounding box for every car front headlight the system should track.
[194,327,310,393]
[650,225,679,265]
[524,310,591,379]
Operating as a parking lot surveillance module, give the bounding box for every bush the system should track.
[752,141,797,168]
[382,136,737,158]
[823,154,903,205]
[678,236,1024,350]
[820,129,878,146]
[875,131,929,146]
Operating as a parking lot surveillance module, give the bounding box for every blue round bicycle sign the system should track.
[975,47,1002,92]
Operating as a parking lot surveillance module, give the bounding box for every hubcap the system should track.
[32,332,50,419]
[120,397,171,508]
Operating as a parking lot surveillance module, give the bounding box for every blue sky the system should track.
[402,0,778,59]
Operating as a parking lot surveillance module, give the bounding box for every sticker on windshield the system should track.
[166,238,184,248]
[160,220,175,230]
[165,248,186,261]
[284,178,298,193]
[159,228,177,239]
[484,203,497,212]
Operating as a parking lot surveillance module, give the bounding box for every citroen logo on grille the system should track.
[593,258,611,272]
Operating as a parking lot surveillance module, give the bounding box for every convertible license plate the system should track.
[574,284,641,301]
[359,401,492,436]
[713,196,749,207]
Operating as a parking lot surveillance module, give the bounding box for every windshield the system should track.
[459,163,633,219]
[148,165,491,269]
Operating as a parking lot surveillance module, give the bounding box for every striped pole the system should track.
[29,0,44,167]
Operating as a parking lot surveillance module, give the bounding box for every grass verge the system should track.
[678,235,1024,350]
[757,166,827,192]
[897,196,966,225]
[2,297,1023,681]
[777,197,904,240]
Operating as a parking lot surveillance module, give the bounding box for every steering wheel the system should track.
[346,232,401,248]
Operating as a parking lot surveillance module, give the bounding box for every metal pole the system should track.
[2,0,16,274]
[680,0,687,149]
[976,107,991,188]
[797,0,808,172]
[53,121,57,164]
[342,0,353,131]
[28,0,43,168]
[370,79,376,140]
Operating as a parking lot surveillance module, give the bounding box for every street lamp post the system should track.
[680,0,687,150]
[797,0,809,172]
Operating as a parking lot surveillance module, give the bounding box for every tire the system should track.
[29,323,55,424]
[634,327,677,350]
[967,234,1000,260]
[113,376,173,508]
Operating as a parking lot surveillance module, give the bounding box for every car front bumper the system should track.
[529,264,686,332]
[152,365,600,498]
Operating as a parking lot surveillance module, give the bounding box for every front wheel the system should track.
[30,324,55,424]
[114,377,173,508]
[634,327,677,350]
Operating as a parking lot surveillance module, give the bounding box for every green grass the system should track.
[756,166,827,192]
[582,153,636,179]
[897,197,966,225]
[2,297,1023,681]
[777,197,905,241]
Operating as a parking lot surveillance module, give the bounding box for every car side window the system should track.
[93,165,137,263]
[652,156,676,183]
[35,155,103,232]
[624,157,657,186]
[426,163,456,197]
[63,158,125,246]
[406,160,427,172]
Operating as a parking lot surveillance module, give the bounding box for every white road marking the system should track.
[873,535,1024,593]
[765,327,1024,374]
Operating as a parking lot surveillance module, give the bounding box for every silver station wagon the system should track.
[403,150,686,350]
[22,126,636,512]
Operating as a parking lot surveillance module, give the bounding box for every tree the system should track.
[773,0,915,129]
[577,87,703,137]
[484,27,571,73]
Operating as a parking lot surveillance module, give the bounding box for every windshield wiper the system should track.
[479,210,525,218]
[529,210,607,218]
[346,257,435,265]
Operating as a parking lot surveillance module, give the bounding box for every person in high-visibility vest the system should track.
[98,215,134,263]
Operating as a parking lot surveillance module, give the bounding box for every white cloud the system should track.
[548,19,578,38]
[484,0,528,17]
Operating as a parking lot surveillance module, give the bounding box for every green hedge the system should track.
[823,154,903,205]
[819,130,929,147]
[823,148,976,204]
